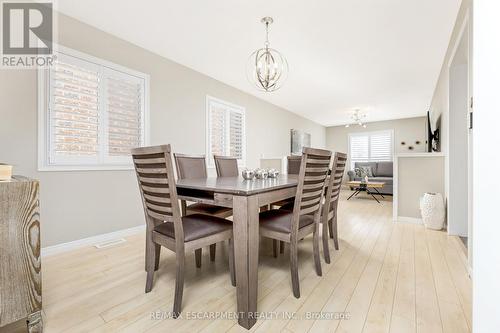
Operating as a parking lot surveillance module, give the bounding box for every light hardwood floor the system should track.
[42,191,471,333]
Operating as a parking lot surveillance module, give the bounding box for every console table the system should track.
[0,176,42,332]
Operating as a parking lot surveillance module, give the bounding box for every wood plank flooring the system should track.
[42,191,471,333]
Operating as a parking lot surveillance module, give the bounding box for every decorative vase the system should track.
[420,192,445,230]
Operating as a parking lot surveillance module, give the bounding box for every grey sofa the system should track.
[347,161,393,195]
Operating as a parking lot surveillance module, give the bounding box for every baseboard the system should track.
[395,216,423,224]
[41,225,145,257]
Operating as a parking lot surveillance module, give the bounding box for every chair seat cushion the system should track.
[187,203,232,216]
[154,214,232,242]
[259,209,315,234]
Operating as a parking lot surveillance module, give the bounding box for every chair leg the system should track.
[145,233,156,293]
[290,242,300,298]
[173,252,185,318]
[280,241,285,254]
[313,223,323,277]
[154,244,161,271]
[195,248,202,268]
[210,244,216,261]
[228,239,236,287]
[322,220,331,264]
[180,200,187,216]
[328,218,334,239]
[273,239,278,258]
[332,215,339,250]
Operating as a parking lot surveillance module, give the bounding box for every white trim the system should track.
[41,225,145,257]
[205,95,246,167]
[37,44,151,171]
[396,216,423,224]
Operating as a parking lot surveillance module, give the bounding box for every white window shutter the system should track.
[207,96,245,166]
[42,48,148,170]
[209,104,226,156]
[229,110,244,159]
[49,54,100,165]
[349,130,393,168]
[103,68,144,160]
[370,132,392,161]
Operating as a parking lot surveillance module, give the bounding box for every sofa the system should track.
[347,161,393,195]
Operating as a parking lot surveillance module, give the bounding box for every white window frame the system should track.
[206,95,246,167]
[37,45,150,171]
[348,129,394,169]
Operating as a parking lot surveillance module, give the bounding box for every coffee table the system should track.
[346,181,386,203]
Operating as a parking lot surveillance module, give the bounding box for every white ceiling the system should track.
[58,0,461,126]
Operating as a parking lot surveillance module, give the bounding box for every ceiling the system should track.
[58,0,461,126]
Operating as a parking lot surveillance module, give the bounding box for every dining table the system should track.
[176,174,298,329]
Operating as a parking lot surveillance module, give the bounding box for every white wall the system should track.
[429,0,472,232]
[448,61,469,236]
[396,155,445,219]
[0,13,325,247]
[473,1,500,331]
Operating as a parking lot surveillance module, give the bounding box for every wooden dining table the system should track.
[176,174,298,329]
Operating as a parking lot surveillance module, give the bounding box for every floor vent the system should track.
[94,238,126,249]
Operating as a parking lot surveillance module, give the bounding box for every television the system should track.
[427,111,440,152]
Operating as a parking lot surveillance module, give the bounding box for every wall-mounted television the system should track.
[427,111,440,152]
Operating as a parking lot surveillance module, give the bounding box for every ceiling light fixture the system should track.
[247,17,288,92]
[345,109,367,128]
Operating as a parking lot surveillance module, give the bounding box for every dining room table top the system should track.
[176,174,299,196]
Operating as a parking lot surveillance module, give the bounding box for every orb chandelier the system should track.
[345,109,367,128]
[247,17,288,92]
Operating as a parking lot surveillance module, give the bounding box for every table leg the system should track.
[232,195,259,329]
[347,189,359,200]
[367,189,381,203]
[373,187,385,198]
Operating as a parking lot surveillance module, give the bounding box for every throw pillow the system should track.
[360,166,374,177]
[355,166,373,178]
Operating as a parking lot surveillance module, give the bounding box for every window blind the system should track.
[207,97,246,165]
[105,69,143,157]
[45,50,147,168]
[348,131,393,168]
[229,110,244,159]
[50,56,100,163]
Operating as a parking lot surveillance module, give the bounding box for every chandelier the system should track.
[247,17,288,92]
[345,109,367,128]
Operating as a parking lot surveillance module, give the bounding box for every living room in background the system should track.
[347,130,394,195]
[206,95,246,167]
[38,46,150,171]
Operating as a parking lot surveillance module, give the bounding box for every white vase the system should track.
[420,192,445,230]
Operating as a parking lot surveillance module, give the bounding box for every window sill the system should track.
[38,165,134,172]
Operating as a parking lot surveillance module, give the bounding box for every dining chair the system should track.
[174,153,233,264]
[287,155,302,175]
[214,155,239,177]
[321,152,347,264]
[259,147,331,298]
[132,144,236,318]
[272,155,303,208]
[271,155,303,255]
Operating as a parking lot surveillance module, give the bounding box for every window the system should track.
[348,130,393,169]
[38,46,149,170]
[206,96,246,166]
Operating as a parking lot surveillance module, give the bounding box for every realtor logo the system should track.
[1,1,55,67]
